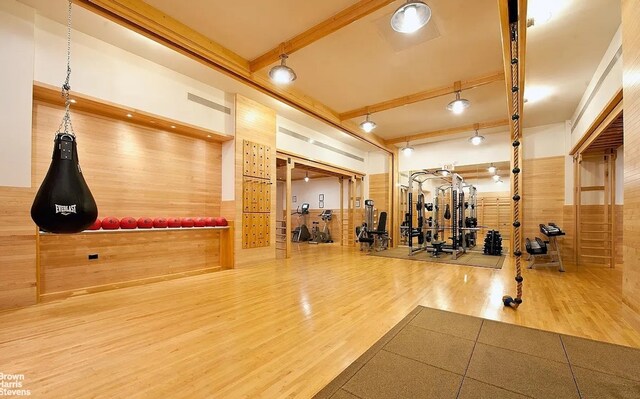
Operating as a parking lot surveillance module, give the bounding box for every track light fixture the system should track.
[304,171,309,183]
[469,129,485,146]
[401,140,414,157]
[360,113,377,133]
[493,174,501,182]
[391,1,432,34]
[269,54,297,84]
[488,163,497,174]
[447,91,471,114]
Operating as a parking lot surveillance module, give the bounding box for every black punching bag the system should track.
[31,133,98,233]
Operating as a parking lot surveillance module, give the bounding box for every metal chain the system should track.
[56,0,75,137]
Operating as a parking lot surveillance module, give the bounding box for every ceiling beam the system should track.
[249,0,396,72]
[385,119,510,145]
[339,71,505,121]
[74,0,395,154]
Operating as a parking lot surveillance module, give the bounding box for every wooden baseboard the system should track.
[39,267,221,302]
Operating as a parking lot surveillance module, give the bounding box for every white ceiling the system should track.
[524,0,621,127]
[19,0,622,149]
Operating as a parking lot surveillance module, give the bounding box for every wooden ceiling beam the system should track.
[74,0,395,154]
[385,119,509,145]
[249,0,396,72]
[338,71,505,121]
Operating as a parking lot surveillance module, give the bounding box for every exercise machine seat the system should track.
[371,212,388,236]
[526,237,548,255]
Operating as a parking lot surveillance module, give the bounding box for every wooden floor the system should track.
[1,243,639,398]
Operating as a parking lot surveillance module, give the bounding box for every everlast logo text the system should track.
[55,204,77,215]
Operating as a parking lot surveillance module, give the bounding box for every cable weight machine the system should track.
[404,170,481,259]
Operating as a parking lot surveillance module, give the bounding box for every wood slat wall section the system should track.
[33,102,222,217]
[39,229,222,299]
[0,187,37,310]
[522,156,566,247]
[234,95,277,267]
[32,102,225,298]
[368,173,390,216]
[476,192,511,240]
[622,0,640,315]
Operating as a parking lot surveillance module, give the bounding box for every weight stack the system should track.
[483,230,503,256]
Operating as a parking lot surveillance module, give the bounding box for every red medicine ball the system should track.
[204,217,215,227]
[167,217,182,228]
[120,217,137,229]
[137,217,153,229]
[101,216,120,230]
[181,217,195,228]
[153,217,168,228]
[194,217,207,227]
[87,218,102,230]
[213,217,228,227]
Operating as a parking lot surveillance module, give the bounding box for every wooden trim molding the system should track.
[276,150,365,178]
[249,0,395,72]
[569,89,623,156]
[339,71,505,121]
[385,119,509,145]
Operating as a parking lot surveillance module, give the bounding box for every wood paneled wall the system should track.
[33,102,222,218]
[368,173,390,214]
[622,0,640,313]
[477,192,511,240]
[0,187,37,310]
[39,229,222,299]
[32,102,224,299]
[522,156,566,244]
[234,95,277,267]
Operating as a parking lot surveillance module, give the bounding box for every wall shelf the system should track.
[39,226,230,235]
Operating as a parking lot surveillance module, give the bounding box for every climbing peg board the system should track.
[242,140,273,249]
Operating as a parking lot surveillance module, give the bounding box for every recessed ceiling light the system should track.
[69,99,77,104]
[170,125,176,129]
[488,164,497,174]
[126,113,133,118]
[390,1,432,34]
[207,135,212,138]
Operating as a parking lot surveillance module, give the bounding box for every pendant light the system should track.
[469,129,485,146]
[269,54,297,84]
[488,163,497,174]
[391,1,432,34]
[304,171,310,182]
[401,140,414,157]
[447,91,471,114]
[360,114,377,133]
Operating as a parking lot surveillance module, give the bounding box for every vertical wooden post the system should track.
[339,177,344,246]
[285,159,293,258]
[575,154,582,268]
[349,177,355,246]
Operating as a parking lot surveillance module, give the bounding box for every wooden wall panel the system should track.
[234,95,277,267]
[368,173,390,215]
[33,102,222,218]
[622,0,640,313]
[477,192,511,240]
[39,229,221,298]
[0,188,37,310]
[522,156,565,244]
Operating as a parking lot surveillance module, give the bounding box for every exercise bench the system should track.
[525,223,565,272]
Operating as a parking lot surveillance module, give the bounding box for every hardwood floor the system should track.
[1,243,639,398]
